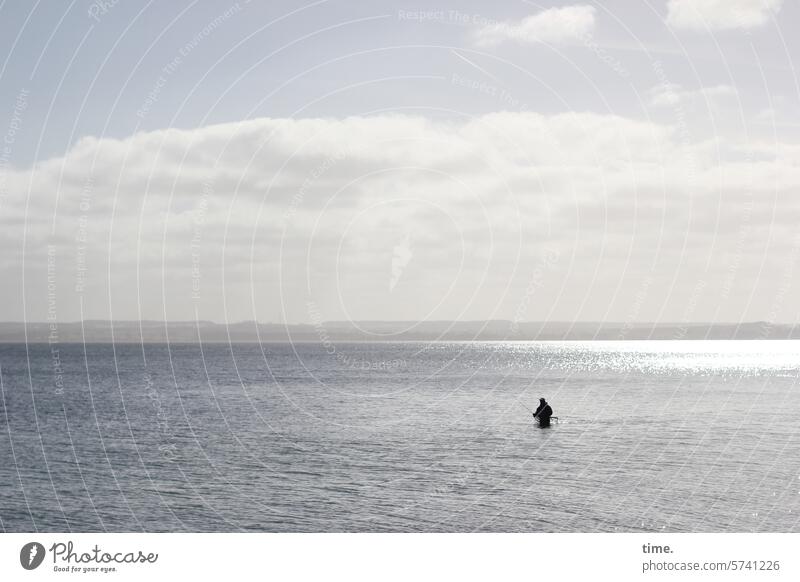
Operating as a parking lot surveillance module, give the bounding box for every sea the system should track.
[1,340,799,532]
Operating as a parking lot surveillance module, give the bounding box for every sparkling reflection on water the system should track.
[1,341,799,532]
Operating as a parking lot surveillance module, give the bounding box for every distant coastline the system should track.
[0,320,797,342]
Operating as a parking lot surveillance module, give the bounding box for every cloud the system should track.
[648,84,737,108]
[666,0,783,31]
[474,5,596,47]
[3,112,800,323]
[753,107,776,125]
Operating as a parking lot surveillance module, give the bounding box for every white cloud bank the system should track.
[2,112,800,323]
[474,5,596,47]
[666,0,783,31]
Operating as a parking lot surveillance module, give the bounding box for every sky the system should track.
[0,0,799,325]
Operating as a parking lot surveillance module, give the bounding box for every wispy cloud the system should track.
[474,5,596,47]
[390,233,414,292]
[666,0,783,31]
[648,84,738,108]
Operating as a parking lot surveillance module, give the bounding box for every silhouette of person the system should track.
[533,397,553,427]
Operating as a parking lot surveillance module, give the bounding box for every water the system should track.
[1,341,799,532]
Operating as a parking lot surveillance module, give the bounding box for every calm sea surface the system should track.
[1,341,799,532]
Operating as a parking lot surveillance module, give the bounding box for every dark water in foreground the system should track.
[1,341,799,532]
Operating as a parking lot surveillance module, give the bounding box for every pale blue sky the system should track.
[2,0,796,164]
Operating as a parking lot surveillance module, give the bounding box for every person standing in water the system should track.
[533,397,553,427]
